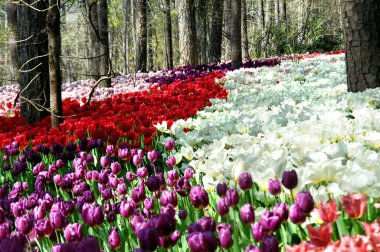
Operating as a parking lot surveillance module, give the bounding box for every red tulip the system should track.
[306,223,332,247]
[318,200,340,223]
[340,193,367,219]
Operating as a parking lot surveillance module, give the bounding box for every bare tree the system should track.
[177,0,198,66]
[231,0,242,67]
[5,0,18,81]
[198,0,208,64]
[209,0,223,63]
[241,0,249,60]
[136,0,147,72]
[164,0,173,69]
[341,0,380,92]
[98,0,111,86]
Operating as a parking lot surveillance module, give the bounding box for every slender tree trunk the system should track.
[98,0,111,86]
[147,4,154,71]
[136,0,147,72]
[241,0,249,60]
[279,0,286,22]
[164,0,173,69]
[274,0,280,25]
[341,0,380,92]
[131,0,138,71]
[46,0,62,128]
[177,0,198,66]
[17,0,50,124]
[231,0,242,67]
[123,0,129,74]
[209,0,224,63]
[198,0,208,64]
[87,0,101,80]
[223,0,231,60]
[258,0,265,31]
[5,0,18,81]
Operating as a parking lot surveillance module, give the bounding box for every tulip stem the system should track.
[290,189,295,202]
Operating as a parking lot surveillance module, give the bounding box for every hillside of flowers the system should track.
[1,50,380,252]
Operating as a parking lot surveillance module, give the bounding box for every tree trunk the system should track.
[87,0,101,80]
[177,0,198,66]
[274,0,280,25]
[209,0,223,63]
[98,0,111,86]
[223,0,231,60]
[258,0,265,31]
[341,0,380,92]
[164,0,173,69]
[46,0,62,128]
[17,0,50,124]
[241,0,249,60]
[5,0,18,81]
[279,0,286,23]
[231,0,242,67]
[198,0,208,64]
[147,4,154,71]
[123,0,130,74]
[136,0,147,72]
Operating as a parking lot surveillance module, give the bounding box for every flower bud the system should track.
[289,204,307,224]
[166,156,176,167]
[240,204,255,224]
[238,172,253,191]
[217,198,229,217]
[216,223,233,249]
[281,170,298,190]
[295,191,314,214]
[108,227,121,249]
[268,179,281,195]
[189,185,209,209]
[216,183,228,197]
[164,140,175,151]
[64,223,83,243]
[225,189,239,207]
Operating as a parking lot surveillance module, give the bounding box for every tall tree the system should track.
[209,0,223,63]
[177,0,198,66]
[231,0,242,67]
[87,0,101,80]
[5,0,18,81]
[17,0,50,124]
[164,0,173,69]
[147,3,154,70]
[223,0,231,60]
[123,0,130,74]
[98,0,111,86]
[198,0,208,64]
[241,0,249,60]
[136,0,147,72]
[46,0,63,127]
[341,0,380,92]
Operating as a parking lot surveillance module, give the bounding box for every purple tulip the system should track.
[154,213,176,237]
[289,204,307,224]
[49,209,67,231]
[295,191,315,214]
[187,231,217,252]
[100,156,111,168]
[136,167,148,179]
[281,170,298,190]
[81,205,104,227]
[120,200,135,218]
[106,145,116,156]
[15,215,32,234]
[161,204,176,217]
[76,235,101,252]
[245,245,261,252]
[189,185,209,208]
[175,177,191,196]
[137,226,159,251]
[240,204,255,224]
[216,183,228,197]
[110,162,121,175]
[259,210,282,232]
[184,168,194,180]
[166,156,176,167]
[144,198,154,211]
[131,186,146,204]
[118,148,131,161]
[217,198,229,217]
[146,176,160,192]
[147,150,159,162]
[268,179,281,195]
[251,222,266,242]
[197,216,216,232]
[273,203,289,222]
[216,223,233,248]
[179,209,187,220]
[261,235,279,252]
[126,171,135,182]
[35,219,53,238]
[11,201,26,217]
[0,221,10,239]
[64,223,83,243]
[238,172,253,191]
[0,237,26,252]
[108,227,121,249]
[160,190,178,207]
[225,189,239,207]
[164,139,176,151]
[133,155,143,167]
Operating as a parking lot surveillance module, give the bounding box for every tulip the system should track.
[216,223,233,249]
[175,178,192,196]
[166,156,176,167]
[245,245,261,252]
[64,223,83,243]
[260,210,281,232]
[225,189,239,207]
[216,183,228,197]
[100,156,111,168]
[76,235,101,252]
[137,167,148,179]
[35,219,53,238]
[165,139,176,151]
[82,205,104,227]
[179,209,187,220]
[318,200,340,223]
[240,204,255,224]
[268,179,281,195]
[306,223,332,247]
[0,237,25,252]
[120,200,135,218]
[110,162,121,175]
[295,191,315,214]
[217,198,230,217]
[160,190,178,207]
[197,216,216,232]
[154,214,176,237]
[261,236,279,252]
[340,193,367,219]
[108,227,121,249]
[289,204,307,224]
[273,203,289,222]
[189,185,209,208]
[184,168,194,179]
[126,172,135,182]
[118,148,131,161]
[133,155,143,167]
[161,204,176,217]
[0,221,10,239]
[11,201,26,217]
[167,170,179,181]
[49,209,67,231]
[144,198,154,211]
[281,170,298,190]
[137,226,160,251]
[15,215,32,234]
[187,231,217,252]
[131,186,146,204]
[238,172,253,191]
[146,176,160,192]
[147,150,159,162]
